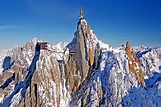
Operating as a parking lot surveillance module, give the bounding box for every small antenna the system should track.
[80,5,84,19]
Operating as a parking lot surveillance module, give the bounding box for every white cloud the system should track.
[0,26,12,30]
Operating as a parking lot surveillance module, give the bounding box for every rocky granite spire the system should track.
[64,8,99,93]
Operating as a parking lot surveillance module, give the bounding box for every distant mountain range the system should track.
[0,9,161,107]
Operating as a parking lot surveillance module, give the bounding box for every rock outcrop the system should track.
[125,42,146,87]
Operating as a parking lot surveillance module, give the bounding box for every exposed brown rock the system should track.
[125,41,145,87]
[3,71,13,80]
[0,75,3,86]
[88,49,94,66]
[11,65,19,74]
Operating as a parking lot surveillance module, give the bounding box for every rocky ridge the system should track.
[0,9,161,107]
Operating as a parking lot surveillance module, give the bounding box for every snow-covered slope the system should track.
[0,10,161,107]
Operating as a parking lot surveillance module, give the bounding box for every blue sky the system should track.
[0,0,161,50]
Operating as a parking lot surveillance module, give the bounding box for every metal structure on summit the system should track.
[38,7,85,54]
[80,6,84,19]
[37,42,48,50]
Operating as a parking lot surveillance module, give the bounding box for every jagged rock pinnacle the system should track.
[125,41,146,87]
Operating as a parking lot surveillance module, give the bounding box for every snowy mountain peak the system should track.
[32,37,43,43]
[0,9,161,107]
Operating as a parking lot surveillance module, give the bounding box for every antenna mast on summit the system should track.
[80,5,84,19]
